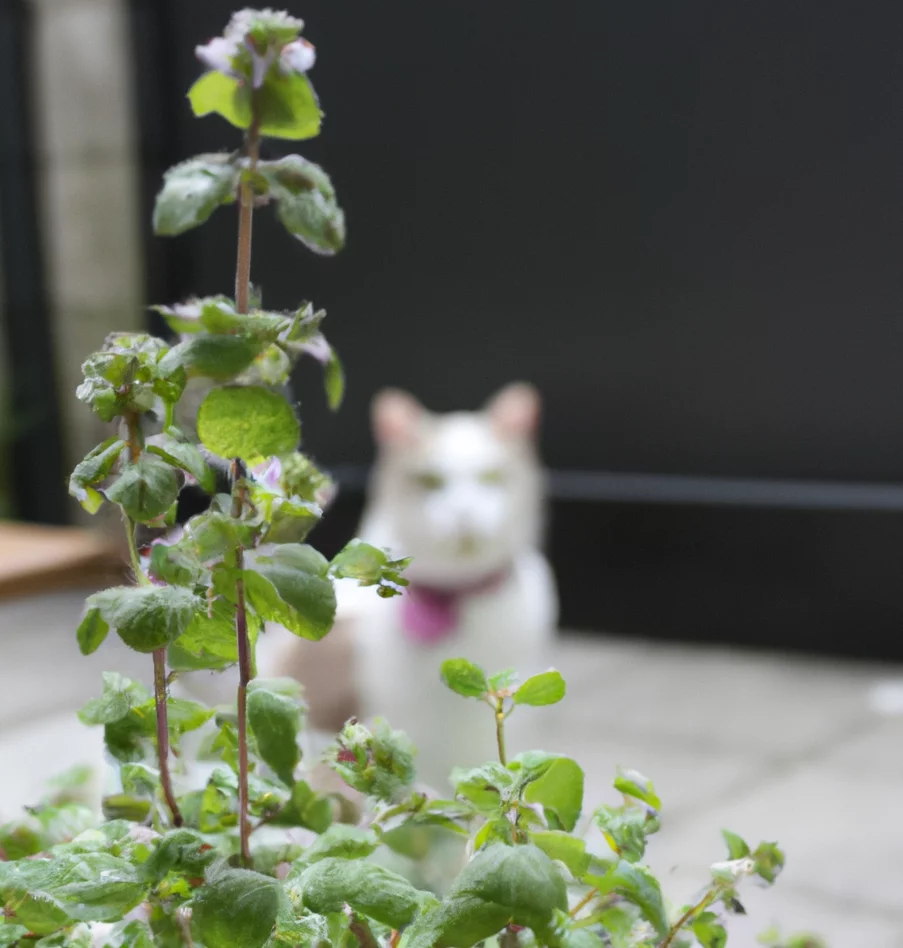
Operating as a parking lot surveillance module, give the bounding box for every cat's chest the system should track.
[343,551,557,687]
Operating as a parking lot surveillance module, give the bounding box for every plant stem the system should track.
[231,98,261,867]
[659,889,717,948]
[153,649,183,827]
[569,887,598,919]
[232,461,252,866]
[123,410,182,828]
[494,696,507,765]
[499,928,520,948]
[235,112,260,313]
[348,917,379,948]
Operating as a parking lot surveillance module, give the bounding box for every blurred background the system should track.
[5,0,903,657]
[2,3,903,943]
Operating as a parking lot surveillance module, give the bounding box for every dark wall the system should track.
[129,1,903,659]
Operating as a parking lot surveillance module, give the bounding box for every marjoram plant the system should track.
[0,10,817,948]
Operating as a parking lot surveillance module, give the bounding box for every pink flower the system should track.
[250,457,283,492]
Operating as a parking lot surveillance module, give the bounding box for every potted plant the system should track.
[0,10,813,947]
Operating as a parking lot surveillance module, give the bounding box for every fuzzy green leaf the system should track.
[722,829,751,860]
[247,686,301,786]
[613,768,661,814]
[153,154,239,236]
[259,154,345,255]
[301,825,380,864]
[68,437,124,513]
[191,868,285,948]
[197,385,300,460]
[693,911,727,948]
[158,334,262,381]
[76,607,109,656]
[245,544,336,641]
[147,436,217,494]
[593,805,655,863]
[330,539,409,597]
[86,585,200,653]
[404,844,567,948]
[300,859,428,928]
[514,670,566,707]
[594,860,668,937]
[103,455,180,523]
[78,672,149,726]
[514,753,585,832]
[529,831,590,878]
[440,658,489,698]
[189,69,321,141]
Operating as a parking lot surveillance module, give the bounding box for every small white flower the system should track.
[195,36,242,77]
[281,38,317,75]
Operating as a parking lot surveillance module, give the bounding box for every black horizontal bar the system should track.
[327,464,903,512]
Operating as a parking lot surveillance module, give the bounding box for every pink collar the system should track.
[400,568,512,645]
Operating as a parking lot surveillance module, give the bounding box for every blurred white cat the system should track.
[265,382,559,790]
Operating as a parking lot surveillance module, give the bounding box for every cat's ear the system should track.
[485,382,541,439]
[372,388,424,446]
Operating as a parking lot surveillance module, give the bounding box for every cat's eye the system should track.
[478,468,505,486]
[412,471,445,491]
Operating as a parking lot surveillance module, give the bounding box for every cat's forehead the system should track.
[410,414,508,470]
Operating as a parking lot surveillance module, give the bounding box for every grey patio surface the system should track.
[1,587,901,947]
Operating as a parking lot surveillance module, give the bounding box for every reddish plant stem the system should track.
[232,462,252,866]
[232,103,260,868]
[123,410,182,826]
[153,649,183,826]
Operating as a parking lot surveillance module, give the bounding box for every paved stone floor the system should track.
[2,587,902,947]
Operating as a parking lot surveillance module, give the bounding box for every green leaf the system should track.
[188,70,321,141]
[269,780,332,833]
[76,607,109,656]
[300,859,428,928]
[514,753,584,832]
[68,437,125,513]
[245,544,336,641]
[751,841,785,884]
[529,831,590,878]
[158,334,262,381]
[301,824,379,864]
[104,455,180,523]
[153,154,239,236]
[325,348,344,410]
[168,598,242,671]
[247,687,301,786]
[257,71,322,141]
[259,154,345,255]
[0,852,147,928]
[514,670,566,707]
[440,658,489,698]
[330,540,409,597]
[197,385,300,460]
[692,912,727,948]
[86,585,200,653]
[191,868,285,948]
[452,762,513,814]
[593,805,655,863]
[188,71,253,130]
[142,829,216,883]
[328,719,416,802]
[722,829,751,860]
[613,768,661,814]
[78,672,149,726]
[594,860,668,937]
[0,924,28,948]
[404,844,568,948]
[147,436,217,494]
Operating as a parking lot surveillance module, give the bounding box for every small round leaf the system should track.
[197,386,300,460]
[514,670,567,707]
[440,658,489,698]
